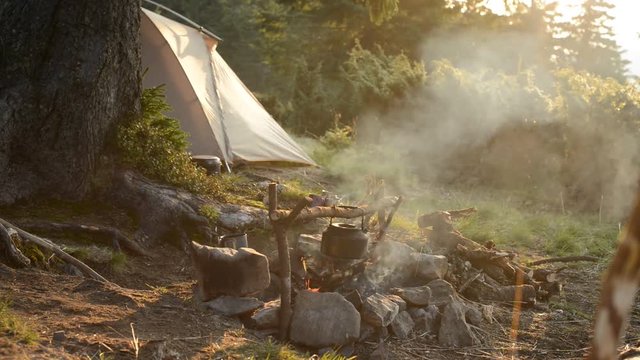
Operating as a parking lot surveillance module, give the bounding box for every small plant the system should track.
[0,298,39,344]
[117,86,230,199]
[311,122,354,166]
[110,251,128,272]
[200,204,221,223]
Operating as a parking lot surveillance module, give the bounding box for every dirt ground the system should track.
[2,168,640,359]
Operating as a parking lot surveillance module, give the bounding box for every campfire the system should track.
[194,184,577,356]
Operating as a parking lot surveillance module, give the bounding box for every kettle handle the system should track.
[329,208,366,231]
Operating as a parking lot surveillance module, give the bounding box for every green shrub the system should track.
[117,86,228,199]
[311,123,354,166]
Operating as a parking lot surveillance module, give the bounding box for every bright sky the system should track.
[485,0,640,77]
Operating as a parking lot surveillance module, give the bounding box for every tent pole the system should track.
[142,0,222,42]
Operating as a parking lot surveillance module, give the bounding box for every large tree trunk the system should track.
[0,0,141,205]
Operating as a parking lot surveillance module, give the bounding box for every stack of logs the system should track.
[419,210,596,305]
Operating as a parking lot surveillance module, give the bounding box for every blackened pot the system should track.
[321,223,369,259]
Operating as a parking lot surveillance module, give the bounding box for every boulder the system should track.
[465,304,483,326]
[191,242,270,300]
[251,299,280,329]
[409,305,440,334]
[411,253,448,281]
[438,297,478,347]
[359,320,377,341]
[374,241,415,268]
[343,289,363,310]
[289,291,360,348]
[427,279,456,308]
[391,285,431,306]
[389,311,414,339]
[296,234,322,256]
[206,296,264,316]
[362,293,400,327]
[385,294,407,312]
[362,241,417,289]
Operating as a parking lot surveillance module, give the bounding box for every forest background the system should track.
[155,0,640,222]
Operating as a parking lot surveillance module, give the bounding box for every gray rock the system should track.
[411,253,448,281]
[296,234,322,256]
[385,294,407,312]
[362,293,400,327]
[359,320,377,341]
[389,311,414,339]
[407,307,427,320]
[438,297,478,347]
[343,289,363,310]
[289,291,360,348]
[218,204,268,230]
[427,279,456,308]
[361,241,416,290]
[374,241,415,268]
[411,305,440,334]
[251,299,280,329]
[206,296,264,316]
[52,330,66,343]
[465,304,483,326]
[191,242,271,300]
[391,285,432,306]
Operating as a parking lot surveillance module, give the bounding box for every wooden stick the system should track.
[0,218,111,283]
[560,191,566,215]
[269,196,399,222]
[268,186,312,341]
[376,186,386,234]
[376,196,403,242]
[527,255,599,266]
[599,193,604,224]
[458,269,483,293]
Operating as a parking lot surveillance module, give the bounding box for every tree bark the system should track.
[0,0,141,205]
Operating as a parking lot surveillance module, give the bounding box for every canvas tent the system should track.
[140,7,316,167]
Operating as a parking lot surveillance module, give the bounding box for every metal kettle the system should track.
[321,209,369,259]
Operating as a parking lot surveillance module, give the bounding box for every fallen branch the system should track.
[527,255,599,266]
[18,221,149,257]
[0,218,111,283]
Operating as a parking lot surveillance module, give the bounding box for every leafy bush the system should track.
[117,86,227,198]
[311,122,354,166]
[342,40,426,114]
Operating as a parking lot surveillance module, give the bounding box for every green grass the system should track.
[0,299,39,344]
[110,251,128,272]
[397,185,621,258]
[222,338,355,360]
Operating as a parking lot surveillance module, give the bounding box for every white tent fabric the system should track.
[140,8,316,166]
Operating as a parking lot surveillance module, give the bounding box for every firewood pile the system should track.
[418,210,564,305]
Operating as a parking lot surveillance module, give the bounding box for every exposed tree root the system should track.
[0,218,111,284]
[17,220,149,257]
[0,223,30,268]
